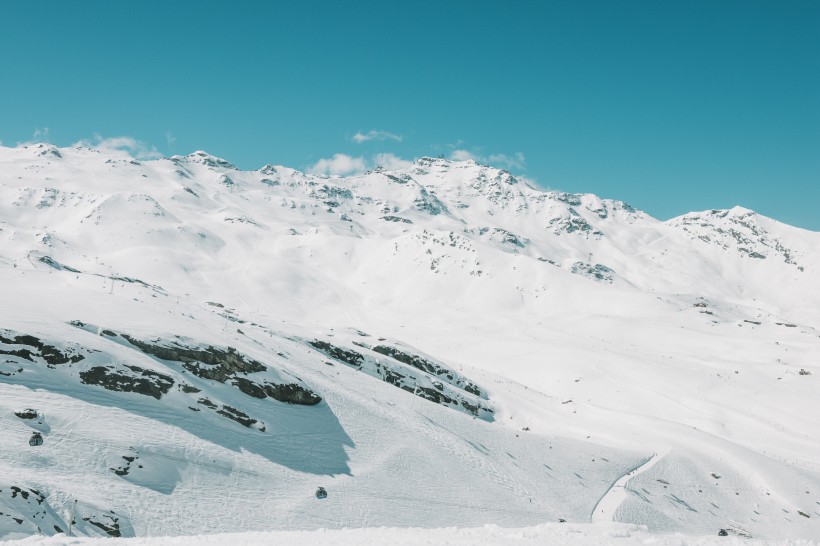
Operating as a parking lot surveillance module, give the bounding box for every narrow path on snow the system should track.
[590,449,667,522]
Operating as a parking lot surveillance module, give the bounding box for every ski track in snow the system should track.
[591,449,667,522]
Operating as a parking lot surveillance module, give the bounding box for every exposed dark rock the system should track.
[555,193,582,206]
[479,227,527,248]
[79,365,174,399]
[309,340,365,368]
[381,215,413,224]
[110,454,139,476]
[113,333,320,404]
[384,173,412,185]
[121,335,265,374]
[262,382,321,405]
[217,405,256,428]
[0,331,85,366]
[312,338,491,418]
[231,376,266,398]
[371,345,483,396]
[14,409,38,420]
[570,262,614,283]
[82,513,121,537]
[38,255,81,273]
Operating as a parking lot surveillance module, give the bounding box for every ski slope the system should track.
[1,143,818,540]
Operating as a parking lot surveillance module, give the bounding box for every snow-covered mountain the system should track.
[1,143,818,540]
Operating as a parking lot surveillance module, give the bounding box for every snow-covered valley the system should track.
[1,144,818,541]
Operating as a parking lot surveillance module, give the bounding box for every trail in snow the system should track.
[590,450,666,522]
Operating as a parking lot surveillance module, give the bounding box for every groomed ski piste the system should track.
[1,143,818,543]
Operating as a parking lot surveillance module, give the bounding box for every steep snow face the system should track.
[1,144,819,540]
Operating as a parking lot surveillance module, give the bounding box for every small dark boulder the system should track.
[14,409,38,420]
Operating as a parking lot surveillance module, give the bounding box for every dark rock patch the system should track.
[309,340,365,368]
[14,409,38,420]
[371,345,483,397]
[570,262,614,283]
[117,333,321,405]
[110,454,140,476]
[82,513,121,537]
[38,255,81,273]
[0,331,85,366]
[217,405,257,428]
[381,215,413,224]
[79,365,174,400]
[311,338,492,419]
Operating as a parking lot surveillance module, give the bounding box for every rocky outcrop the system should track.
[370,345,484,397]
[309,338,492,420]
[0,330,85,367]
[79,365,174,400]
[117,333,321,405]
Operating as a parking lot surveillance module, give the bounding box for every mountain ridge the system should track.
[1,143,818,539]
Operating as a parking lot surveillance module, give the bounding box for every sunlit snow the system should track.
[1,144,818,541]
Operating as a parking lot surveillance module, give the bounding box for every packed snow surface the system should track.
[1,144,818,541]
[3,523,819,546]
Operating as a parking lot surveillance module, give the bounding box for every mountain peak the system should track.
[171,151,237,170]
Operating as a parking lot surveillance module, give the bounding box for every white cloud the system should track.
[372,153,414,171]
[449,149,477,162]
[352,130,402,144]
[308,153,368,176]
[165,131,176,146]
[308,152,416,176]
[32,127,50,142]
[486,151,526,170]
[73,135,163,160]
[449,149,526,171]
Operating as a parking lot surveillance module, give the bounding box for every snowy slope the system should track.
[4,523,819,546]
[0,143,818,540]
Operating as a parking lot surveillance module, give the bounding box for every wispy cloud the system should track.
[449,149,476,162]
[308,153,368,176]
[308,152,415,176]
[308,147,526,176]
[449,149,526,171]
[165,131,176,146]
[32,127,50,142]
[372,153,414,171]
[73,134,163,160]
[351,130,402,144]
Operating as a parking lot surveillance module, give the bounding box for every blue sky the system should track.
[2,1,818,229]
